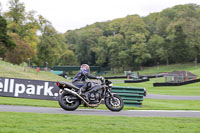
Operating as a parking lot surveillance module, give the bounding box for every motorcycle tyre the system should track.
[58,91,80,111]
[105,94,124,112]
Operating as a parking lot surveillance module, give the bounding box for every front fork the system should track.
[105,88,116,102]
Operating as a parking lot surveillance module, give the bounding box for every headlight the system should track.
[109,84,113,87]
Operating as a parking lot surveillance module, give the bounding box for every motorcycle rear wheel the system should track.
[105,94,124,112]
[58,91,80,111]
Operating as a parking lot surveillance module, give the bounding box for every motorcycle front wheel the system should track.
[105,94,124,112]
[58,91,80,111]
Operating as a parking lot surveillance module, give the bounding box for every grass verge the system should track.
[1,97,200,110]
[0,112,200,133]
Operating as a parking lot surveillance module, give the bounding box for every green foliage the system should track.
[37,25,62,67]
[131,42,151,65]
[4,0,40,55]
[0,15,15,59]
[167,25,188,63]
[58,49,77,66]
[147,34,164,64]
[64,3,200,70]
[74,27,103,65]
[36,25,76,67]
[5,33,33,64]
[2,1,200,70]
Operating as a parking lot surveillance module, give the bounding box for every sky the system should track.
[1,0,200,33]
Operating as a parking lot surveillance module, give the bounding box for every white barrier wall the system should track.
[0,77,60,100]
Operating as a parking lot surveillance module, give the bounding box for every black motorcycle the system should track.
[56,78,124,112]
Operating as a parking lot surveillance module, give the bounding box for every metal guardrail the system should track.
[112,86,146,107]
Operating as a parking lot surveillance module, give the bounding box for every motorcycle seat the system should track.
[59,81,80,90]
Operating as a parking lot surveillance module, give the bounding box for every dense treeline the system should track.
[64,4,200,70]
[1,0,200,70]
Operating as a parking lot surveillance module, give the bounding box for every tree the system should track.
[37,25,76,67]
[75,27,103,65]
[5,33,33,64]
[58,49,77,66]
[0,15,15,59]
[166,24,188,63]
[185,18,200,66]
[120,15,149,45]
[144,12,160,36]
[4,0,40,55]
[147,34,165,65]
[96,36,109,67]
[131,34,151,67]
[107,34,125,69]
[108,18,123,35]
[37,25,61,67]
[5,0,26,34]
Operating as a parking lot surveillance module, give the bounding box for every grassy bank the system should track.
[0,112,200,133]
[139,63,200,75]
[0,60,65,81]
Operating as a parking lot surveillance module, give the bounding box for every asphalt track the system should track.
[0,105,200,117]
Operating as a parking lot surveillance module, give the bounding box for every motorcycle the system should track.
[56,78,124,112]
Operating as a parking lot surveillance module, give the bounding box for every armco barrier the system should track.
[124,78,149,83]
[140,74,164,78]
[112,86,146,107]
[105,76,127,79]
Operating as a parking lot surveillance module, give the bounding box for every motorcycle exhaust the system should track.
[63,88,102,107]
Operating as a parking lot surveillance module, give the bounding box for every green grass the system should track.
[114,77,200,96]
[142,99,200,110]
[139,63,200,75]
[0,112,200,133]
[108,63,200,96]
[1,96,200,110]
[0,97,59,108]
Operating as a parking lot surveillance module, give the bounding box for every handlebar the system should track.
[98,77,112,86]
[100,78,104,84]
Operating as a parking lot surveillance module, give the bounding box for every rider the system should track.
[72,64,103,94]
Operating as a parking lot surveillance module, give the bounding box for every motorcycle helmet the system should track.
[80,64,90,73]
